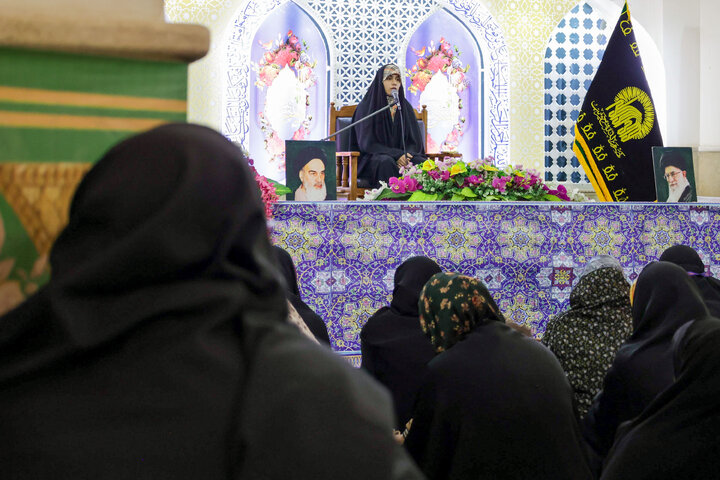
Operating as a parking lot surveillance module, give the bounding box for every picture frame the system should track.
[651,147,697,203]
[285,140,337,201]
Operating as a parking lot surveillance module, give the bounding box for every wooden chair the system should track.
[329,102,429,201]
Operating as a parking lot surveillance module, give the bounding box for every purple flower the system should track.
[428,170,441,180]
[440,170,450,181]
[466,175,482,185]
[405,178,422,192]
[492,177,508,193]
[389,177,406,194]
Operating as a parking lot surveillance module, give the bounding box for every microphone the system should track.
[391,88,401,110]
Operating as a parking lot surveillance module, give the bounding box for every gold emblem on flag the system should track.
[606,86,655,142]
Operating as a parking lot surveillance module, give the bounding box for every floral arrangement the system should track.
[254,30,317,166]
[247,158,291,219]
[407,37,470,152]
[363,157,584,202]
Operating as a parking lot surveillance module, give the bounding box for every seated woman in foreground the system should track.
[542,255,633,419]
[0,124,422,480]
[404,272,592,480]
[361,256,441,430]
[600,317,720,479]
[582,261,711,476]
[352,63,426,188]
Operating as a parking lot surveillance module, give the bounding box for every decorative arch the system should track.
[221,0,335,181]
[401,1,509,166]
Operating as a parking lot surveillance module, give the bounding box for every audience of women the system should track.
[352,63,426,187]
[404,272,593,480]
[542,255,633,418]
[600,317,720,479]
[360,256,441,430]
[659,244,720,316]
[3,117,720,479]
[0,124,422,479]
[273,245,331,344]
[582,261,710,474]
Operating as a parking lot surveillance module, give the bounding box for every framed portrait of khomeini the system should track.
[652,147,697,203]
[285,140,336,201]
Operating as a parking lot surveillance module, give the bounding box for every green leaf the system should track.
[543,194,562,202]
[375,189,411,200]
[408,191,440,201]
[455,176,465,187]
[450,193,466,201]
[267,179,292,196]
[459,187,478,198]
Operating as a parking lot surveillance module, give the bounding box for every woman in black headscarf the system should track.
[273,245,331,344]
[600,317,720,479]
[360,256,441,430]
[404,273,592,480]
[659,244,720,316]
[0,124,422,479]
[582,261,710,475]
[352,64,426,187]
[542,255,633,418]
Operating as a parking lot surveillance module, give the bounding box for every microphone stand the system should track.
[397,96,407,171]
[321,99,399,141]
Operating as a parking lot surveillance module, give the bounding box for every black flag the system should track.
[573,1,663,201]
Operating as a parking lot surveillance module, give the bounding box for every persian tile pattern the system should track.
[544,1,608,184]
[272,202,720,355]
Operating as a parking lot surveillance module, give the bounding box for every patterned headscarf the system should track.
[382,63,401,81]
[541,265,632,417]
[419,272,505,353]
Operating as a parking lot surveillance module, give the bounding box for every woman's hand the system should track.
[397,153,413,168]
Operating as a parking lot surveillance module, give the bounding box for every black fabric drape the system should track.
[404,322,593,480]
[0,124,422,480]
[272,246,331,344]
[659,244,720,316]
[360,256,441,429]
[600,317,720,479]
[582,261,710,475]
[351,65,426,187]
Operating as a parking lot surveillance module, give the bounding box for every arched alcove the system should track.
[222,0,333,183]
[404,9,484,160]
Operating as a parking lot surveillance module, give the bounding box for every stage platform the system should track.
[271,201,720,366]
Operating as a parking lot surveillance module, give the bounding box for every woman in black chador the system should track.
[583,261,710,476]
[352,64,426,187]
[0,124,422,480]
[360,256,441,430]
[404,273,592,480]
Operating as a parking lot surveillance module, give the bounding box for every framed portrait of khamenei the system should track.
[285,140,336,201]
[652,147,697,203]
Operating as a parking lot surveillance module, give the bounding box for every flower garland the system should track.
[254,30,317,166]
[247,158,280,219]
[363,157,586,202]
[407,37,469,152]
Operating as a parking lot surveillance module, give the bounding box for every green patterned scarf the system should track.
[419,272,505,353]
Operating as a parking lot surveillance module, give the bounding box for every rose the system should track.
[427,54,448,73]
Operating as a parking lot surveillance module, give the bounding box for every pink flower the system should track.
[249,164,278,220]
[428,170,440,180]
[492,176,509,193]
[275,47,295,67]
[466,175,482,185]
[389,177,406,194]
[427,54,448,73]
[405,177,422,192]
[440,170,450,181]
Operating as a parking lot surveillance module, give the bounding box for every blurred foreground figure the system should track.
[0,124,422,480]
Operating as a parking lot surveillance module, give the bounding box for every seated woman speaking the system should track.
[352,64,426,188]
